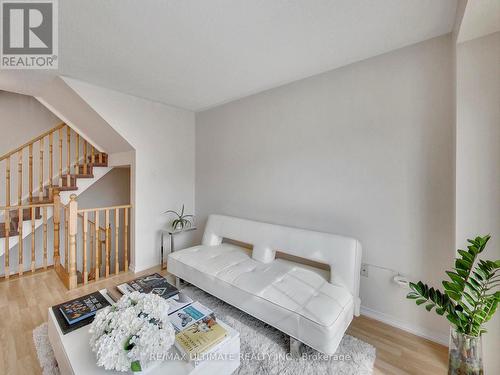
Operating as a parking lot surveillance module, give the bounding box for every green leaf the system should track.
[124,337,135,351]
[462,291,476,307]
[436,307,445,315]
[445,290,462,301]
[458,249,474,263]
[131,361,142,372]
[443,281,462,293]
[446,271,465,286]
[456,259,471,271]
[416,299,427,305]
[425,304,435,312]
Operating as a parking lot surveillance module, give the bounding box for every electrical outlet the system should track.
[360,263,369,277]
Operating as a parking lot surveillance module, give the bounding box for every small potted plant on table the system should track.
[407,235,499,375]
[163,204,194,231]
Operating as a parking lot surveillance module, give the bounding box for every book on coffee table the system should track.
[170,301,214,332]
[52,291,111,334]
[175,315,228,366]
[117,273,178,299]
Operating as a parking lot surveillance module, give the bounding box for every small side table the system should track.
[161,227,197,270]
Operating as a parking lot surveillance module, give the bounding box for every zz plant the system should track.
[407,235,499,337]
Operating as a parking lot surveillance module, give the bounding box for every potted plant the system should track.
[163,204,194,231]
[407,235,499,375]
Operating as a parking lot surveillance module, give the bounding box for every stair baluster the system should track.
[43,206,48,269]
[29,144,33,202]
[31,206,36,272]
[68,195,77,289]
[58,127,63,187]
[66,125,71,186]
[39,138,44,200]
[83,140,88,175]
[17,150,22,205]
[83,211,88,284]
[4,209,10,278]
[18,206,23,275]
[49,133,53,199]
[94,210,100,281]
[114,208,119,274]
[105,209,110,278]
[124,207,129,272]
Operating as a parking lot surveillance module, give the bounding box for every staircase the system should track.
[0,123,130,288]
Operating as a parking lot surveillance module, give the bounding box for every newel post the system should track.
[68,194,78,289]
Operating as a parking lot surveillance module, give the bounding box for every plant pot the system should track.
[448,328,483,375]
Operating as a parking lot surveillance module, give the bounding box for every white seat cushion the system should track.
[169,243,354,354]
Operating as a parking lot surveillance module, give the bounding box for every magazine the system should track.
[117,273,178,299]
[167,292,193,315]
[170,301,214,332]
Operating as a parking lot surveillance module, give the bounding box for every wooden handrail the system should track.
[0,123,65,162]
[0,202,54,210]
[77,204,132,213]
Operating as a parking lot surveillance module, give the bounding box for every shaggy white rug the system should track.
[34,286,376,374]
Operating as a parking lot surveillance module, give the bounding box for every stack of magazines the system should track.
[114,273,228,365]
[171,302,227,366]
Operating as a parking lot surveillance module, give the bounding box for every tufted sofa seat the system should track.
[168,215,362,355]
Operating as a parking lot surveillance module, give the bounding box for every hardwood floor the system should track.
[0,268,448,374]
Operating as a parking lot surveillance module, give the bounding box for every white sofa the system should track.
[168,214,362,355]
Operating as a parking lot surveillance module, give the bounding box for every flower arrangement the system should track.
[89,291,175,372]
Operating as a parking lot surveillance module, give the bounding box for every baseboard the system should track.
[360,306,449,346]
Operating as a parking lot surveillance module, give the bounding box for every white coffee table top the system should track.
[48,290,240,375]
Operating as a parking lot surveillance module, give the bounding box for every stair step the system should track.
[29,196,53,204]
[88,153,108,167]
[77,164,94,175]
[51,184,78,192]
[0,222,19,238]
[62,173,94,179]
[61,175,76,187]
[9,207,42,221]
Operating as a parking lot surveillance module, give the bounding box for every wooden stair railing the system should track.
[1,123,109,281]
[55,194,131,289]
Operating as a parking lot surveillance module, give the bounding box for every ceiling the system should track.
[55,1,457,110]
[457,0,500,43]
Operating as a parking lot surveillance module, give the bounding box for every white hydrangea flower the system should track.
[89,292,175,372]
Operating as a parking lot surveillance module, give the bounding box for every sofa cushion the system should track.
[169,243,353,328]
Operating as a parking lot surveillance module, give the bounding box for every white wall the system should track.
[456,32,500,374]
[0,91,60,154]
[63,78,196,272]
[196,35,455,343]
[77,167,130,209]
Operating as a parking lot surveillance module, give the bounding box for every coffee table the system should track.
[47,290,240,374]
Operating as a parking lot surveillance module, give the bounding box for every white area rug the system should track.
[33,286,375,374]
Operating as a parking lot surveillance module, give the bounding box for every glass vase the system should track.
[448,328,483,375]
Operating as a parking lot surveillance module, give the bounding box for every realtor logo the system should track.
[1,0,58,69]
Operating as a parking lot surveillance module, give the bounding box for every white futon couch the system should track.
[168,214,362,355]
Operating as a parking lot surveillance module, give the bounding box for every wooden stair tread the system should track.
[61,173,94,179]
[0,222,19,238]
[51,184,78,191]
[9,207,42,221]
[29,196,53,204]
[87,153,108,167]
